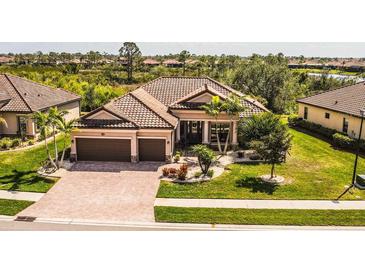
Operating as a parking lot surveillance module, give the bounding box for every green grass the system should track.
[0,136,67,193]
[157,129,365,200]
[0,199,34,216]
[155,206,365,226]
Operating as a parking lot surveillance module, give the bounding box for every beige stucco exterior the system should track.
[71,128,173,162]
[298,103,365,139]
[0,100,80,137]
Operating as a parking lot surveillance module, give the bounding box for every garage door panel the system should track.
[138,139,165,161]
[77,138,131,162]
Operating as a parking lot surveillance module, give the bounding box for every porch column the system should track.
[131,133,138,163]
[176,121,180,142]
[203,121,209,144]
[232,121,238,145]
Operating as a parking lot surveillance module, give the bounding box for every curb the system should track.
[8,216,365,230]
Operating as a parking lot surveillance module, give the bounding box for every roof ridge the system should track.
[129,90,175,127]
[205,76,243,96]
[297,81,365,102]
[4,74,33,112]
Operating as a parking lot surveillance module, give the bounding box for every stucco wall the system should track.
[59,100,80,121]
[0,112,19,135]
[71,128,173,162]
[298,103,365,139]
[0,101,80,137]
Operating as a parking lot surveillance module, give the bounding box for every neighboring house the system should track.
[162,59,182,68]
[71,76,267,162]
[297,81,365,139]
[143,58,160,66]
[0,74,81,137]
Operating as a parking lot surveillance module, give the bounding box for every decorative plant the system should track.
[177,164,188,180]
[174,151,181,163]
[168,167,177,178]
[191,144,215,175]
[162,167,169,177]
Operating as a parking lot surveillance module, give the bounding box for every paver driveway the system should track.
[20,161,163,223]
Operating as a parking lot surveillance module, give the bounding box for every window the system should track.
[325,113,330,119]
[304,107,308,120]
[342,118,349,133]
[17,116,27,137]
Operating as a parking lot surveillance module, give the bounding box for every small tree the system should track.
[191,144,215,175]
[247,115,292,178]
[119,42,141,83]
[178,50,191,76]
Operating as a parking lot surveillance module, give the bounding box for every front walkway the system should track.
[155,198,365,210]
[0,190,43,202]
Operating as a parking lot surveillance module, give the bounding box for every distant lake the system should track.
[307,72,364,82]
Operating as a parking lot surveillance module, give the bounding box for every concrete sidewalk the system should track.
[0,190,44,202]
[155,198,365,210]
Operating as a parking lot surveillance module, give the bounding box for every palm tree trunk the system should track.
[59,136,67,168]
[44,135,56,168]
[215,122,222,154]
[223,122,231,154]
[52,126,58,168]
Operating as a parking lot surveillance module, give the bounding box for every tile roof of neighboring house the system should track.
[143,58,160,65]
[77,76,267,129]
[0,74,80,113]
[297,81,365,118]
[0,56,14,63]
[162,59,182,65]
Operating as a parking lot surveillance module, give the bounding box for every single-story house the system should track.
[297,81,365,139]
[0,74,81,137]
[71,76,267,162]
[162,59,182,68]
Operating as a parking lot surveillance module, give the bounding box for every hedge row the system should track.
[288,116,365,152]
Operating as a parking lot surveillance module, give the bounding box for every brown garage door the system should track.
[76,138,131,162]
[138,138,165,161]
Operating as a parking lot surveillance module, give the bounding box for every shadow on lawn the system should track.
[235,177,278,195]
[0,169,50,191]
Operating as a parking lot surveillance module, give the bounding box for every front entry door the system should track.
[181,121,202,146]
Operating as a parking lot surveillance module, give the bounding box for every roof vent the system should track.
[24,92,27,96]
[334,100,338,104]
[37,94,41,97]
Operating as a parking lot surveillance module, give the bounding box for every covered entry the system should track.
[138,138,166,161]
[76,138,131,162]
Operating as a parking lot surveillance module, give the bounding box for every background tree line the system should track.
[0,43,355,114]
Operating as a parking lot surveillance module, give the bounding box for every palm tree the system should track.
[48,107,68,168]
[56,117,77,168]
[201,96,224,154]
[221,95,246,154]
[33,111,57,169]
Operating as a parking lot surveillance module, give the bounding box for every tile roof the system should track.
[74,119,136,129]
[297,81,365,117]
[79,76,267,129]
[105,93,173,128]
[140,76,239,106]
[0,74,80,113]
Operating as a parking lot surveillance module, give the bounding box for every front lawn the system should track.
[158,129,365,200]
[0,199,34,216]
[155,206,365,226]
[0,136,67,193]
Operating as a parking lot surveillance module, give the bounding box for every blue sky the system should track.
[0,42,364,57]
